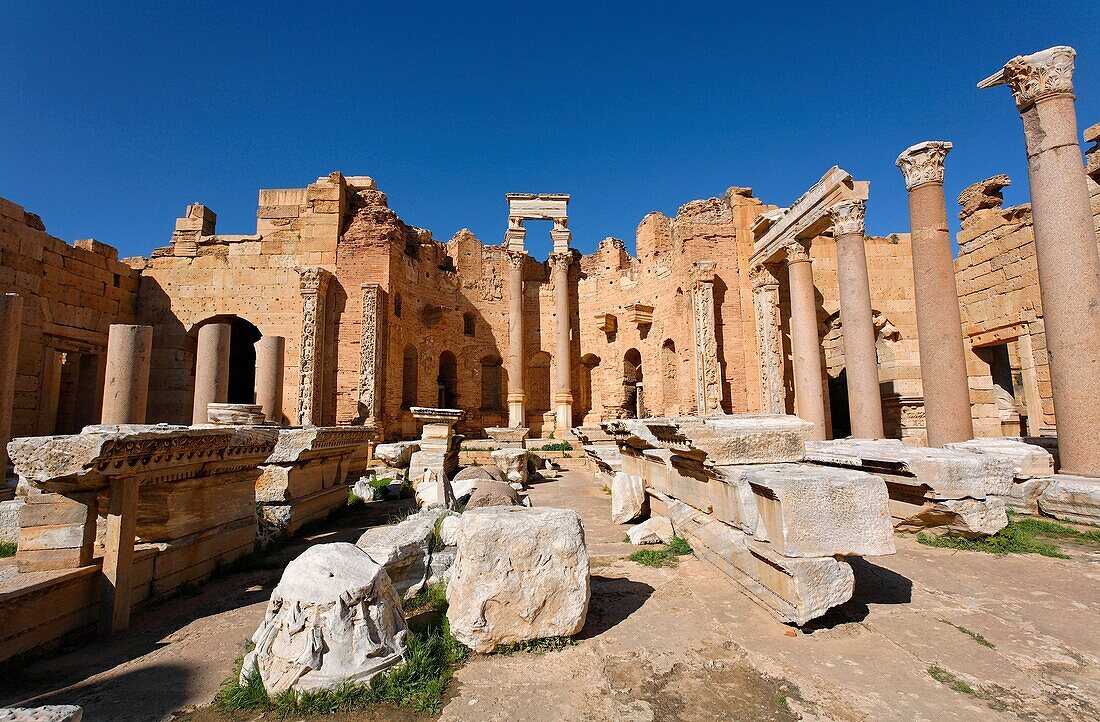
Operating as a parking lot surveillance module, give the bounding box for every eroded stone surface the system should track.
[447,507,590,652]
[945,437,1054,478]
[466,480,523,509]
[611,471,646,524]
[895,497,1009,537]
[491,449,528,486]
[241,543,407,694]
[627,515,674,545]
[355,508,455,598]
[374,442,419,468]
[1038,475,1100,526]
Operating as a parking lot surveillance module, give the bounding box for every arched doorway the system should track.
[227,317,262,404]
[623,348,643,419]
[438,351,458,408]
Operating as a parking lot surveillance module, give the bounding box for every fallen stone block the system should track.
[414,473,456,510]
[241,543,407,694]
[607,414,812,465]
[0,499,22,544]
[627,516,674,545]
[491,449,529,486]
[894,497,1008,537]
[447,507,590,653]
[439,515,461,546]
[374,441,419,468]
[466,480,524,509]
[611,471,647,524]
[356,508,454,598]
[452,465,509,485]
[737,464,895,558]
[945,437,1054,478]
[1038,475,1100,526]
[0,706,83,721]
[999,477,1053,514]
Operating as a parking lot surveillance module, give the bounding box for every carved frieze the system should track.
[296,266,330,427]
[753,280,785,414]
[358,283,384,424]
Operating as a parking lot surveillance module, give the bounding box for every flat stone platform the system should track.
[1,470,1097,721]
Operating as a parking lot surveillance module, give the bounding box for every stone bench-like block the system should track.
[607,414,812,466]
[1038,475,1100,526]
[944,438,1055,478]
[0,706,83,721]
[374,441,419,468]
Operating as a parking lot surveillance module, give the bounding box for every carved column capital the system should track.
[829,199,866,237]
[690,259,716,285]
[297,266,329,296]
[978,45,1075,110]
[783,240,811,264]
[896,141,953,191]
[750,264,779,290]
[505,250,526,271]
[548,251,573,275]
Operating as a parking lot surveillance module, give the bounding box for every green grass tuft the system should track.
[0,541,15,558]
[537,441,572,452]
[402,582,448,615]
[916,512,1078,559]
[927,665,977,696]
[666,535,693,555]
[493,636,576,654]
[214,621,467,716]
[627,536,694,568]
[938,619,995,649]
[601,485,612,495]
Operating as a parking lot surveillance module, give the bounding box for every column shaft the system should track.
[835,231,884,438]
[786,250,827,440]
[101,324,153,425]
[0,293,22,474]
[255,336,285,424]
[551,254,573,431]
[506,255,526,427]
[192,323,231,425]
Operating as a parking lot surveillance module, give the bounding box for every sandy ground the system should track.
[2,469,1098,721]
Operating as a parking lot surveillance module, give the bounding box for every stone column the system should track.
[506,250,526,428]
[297,267,329,427]
[192,323,231,425]
[255,336,285,424]
[751,266,785,414]
[979,46,1100,476]
[829,200,884,438]
[784,242,827,439]
[896,141,975,446]
[0,293,22,475]
[549,251,574,431]
[690,260,723,415]
[101,324,153,425]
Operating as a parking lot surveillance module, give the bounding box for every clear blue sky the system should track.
[1,2,1097,261]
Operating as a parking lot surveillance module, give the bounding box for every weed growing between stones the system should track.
[403,582,448,615]
[537,441,573,452]
[927,665,976,696]
[915,512,1100,559]
[628,536,693,567]
[493,636,576,655]
[215,620,468,716]
[0,541,15,558]
[937,619,995,648]
[601,485,611,495]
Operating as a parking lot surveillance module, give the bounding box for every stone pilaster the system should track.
[297,266,330,427]
[980,46,1100,476]
[690,259,723,415]
[358,283,385,428]
[784,242,827,439]
[829,200,884,438]
[0,293,22,474]
[751,266,785,414]
[896,141,975,446]
[505,251,526,428]
[549,251,574,431]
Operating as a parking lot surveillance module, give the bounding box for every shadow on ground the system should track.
[578,574,655,638]
[802,557,912,632]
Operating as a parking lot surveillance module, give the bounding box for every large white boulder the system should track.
[1038,475,1100,526]
[447,507,590,653]
[452,465,509,484]
[490,448,529,486]
[611,471,647,524]
[627,515,674,545]
[375,441,420,468]
[356,508,453,598]
[895,497,1009,538]
[241,543,407,694]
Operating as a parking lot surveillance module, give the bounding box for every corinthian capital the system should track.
[896,141,952,191]
[548,251,572,274]
[505,250,526,271]
[297,266,329,295]
[829,199,866,237]
[750,264,778,290]
[783,241,810,264]
[690,259,716,284]
[978,46,1075,110]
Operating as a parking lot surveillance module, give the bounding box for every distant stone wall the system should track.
[0,197,140,437]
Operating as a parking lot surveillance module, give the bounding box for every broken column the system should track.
[255,335,285,425]
[101,324,153,425]
[784,241,827,440]
[979,46,1100,477]
[192,323,231,425]
[505,250,526,428]
[0,293,22,475]
[829,200,884,438]
[549,251,574,432]
[896,141,975,446]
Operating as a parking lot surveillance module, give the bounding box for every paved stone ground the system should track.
[2,469,1098,721]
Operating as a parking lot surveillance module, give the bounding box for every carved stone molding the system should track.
[505,250,526,271]
[829,199,866,237]
[690,259,722,414]
[896,141,952,191]
[978,45,1076,110]
[783,240,811,264]
[358,283,384,425]
[298,265,329,296]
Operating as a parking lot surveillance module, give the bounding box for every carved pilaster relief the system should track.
[296,266,330,427]
[751,265,785,414]
[690,260,722,415]
[358,283,384,425]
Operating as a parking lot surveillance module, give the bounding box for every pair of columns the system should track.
[505,250,574,430]
[766,202,885,442]
[190,324,285,425]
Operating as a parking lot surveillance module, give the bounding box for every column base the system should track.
[507,394,526,429]
[555,402,573,433]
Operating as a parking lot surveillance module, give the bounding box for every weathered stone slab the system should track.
[453,465,508,485]
[735,464,895,558]
[374,441,419,468]
[999,477,1053,514]
[893,497,1008,537]
[355,508,455,598]
[466,480,523,509]
[206,403,265,426]
[0,706,83,721]
[607,414,811,465]
[241,543,407,694]
[582,443,622,479]
[611,471,646,524]
[1038,475,1100,526]
[447,507,589,653]
[945,438,1054,478]
[491,449,528,486]
[627,516,674,545]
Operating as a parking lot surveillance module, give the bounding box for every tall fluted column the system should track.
[980,46,1100,476]
[829,200,884,438]
[896,141,974,446]
[785,242,827,440]
[506,250,527,428]
[192,323,231,425]
[0,293,22,474]
[102,324,153,425]
[549,251,574,431]
[255,335,285,424]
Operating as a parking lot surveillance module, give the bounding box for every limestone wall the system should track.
[0,197,140,437]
